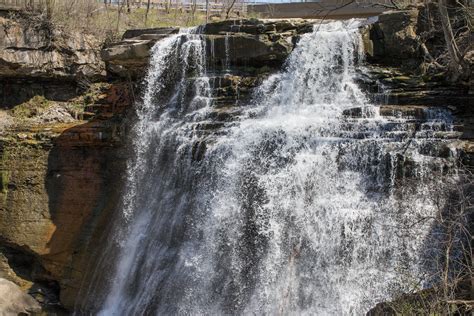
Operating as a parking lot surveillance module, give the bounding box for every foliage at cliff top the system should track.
[8,1,252,43]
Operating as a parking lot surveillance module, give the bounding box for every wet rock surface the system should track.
[101,19,313,78]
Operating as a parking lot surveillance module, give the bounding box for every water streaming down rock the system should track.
[89,29,214,315]
[84,20,459,315]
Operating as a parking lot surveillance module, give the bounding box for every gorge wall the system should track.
[0,7,472,314]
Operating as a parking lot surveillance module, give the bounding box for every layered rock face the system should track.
[102,15,472,161]
[359,10,473,165]
[0,14,105,106]
[0,10,472,315]
[0,13,131,311]
[0,90,131,310]
[101,19,313,78]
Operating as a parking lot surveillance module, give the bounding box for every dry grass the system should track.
[13,0,252,42]
[52,5,210,41]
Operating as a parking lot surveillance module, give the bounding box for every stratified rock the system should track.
[101,19,307,78]
[206,33,293,66]
[379,105,428,119]
[0,278,41,315]
[201,19,312,35]
[122,27,179,40]
[0,16,105,80]
[101,39,155,78]
[202,19,261,34]
[0,83,132,310]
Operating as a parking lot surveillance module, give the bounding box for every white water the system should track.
[82,20,458,315]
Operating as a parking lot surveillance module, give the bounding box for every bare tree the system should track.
[45,0,54,19]
[225,0,237,19]
[382,167,474,314]
[126,0,131,13]
[145,0,151,26]
[191,0,197,23]
[437,0,468,81]
[165,0,171,14]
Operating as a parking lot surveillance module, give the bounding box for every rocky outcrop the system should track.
[0,82,133,311]
[362,6,473,82]
[101,39,156,79]
[0,278,41,315]
[367,277,474,315]
[101,19,313,78]
[359,9,473,163]
[0,16,104,80]
[205,33,293,66]
[362,10,421,67]
[0,15,105,107]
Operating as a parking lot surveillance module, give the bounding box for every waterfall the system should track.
[82,20,459,315]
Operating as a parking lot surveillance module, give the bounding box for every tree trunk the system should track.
[145,0,151,26]
[438,0,463,80]
[225,0,237,19]
[117,0,125,34]
[45,0,54,19]
[191,0,197,22]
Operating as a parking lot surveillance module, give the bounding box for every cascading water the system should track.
[80,20,459,315]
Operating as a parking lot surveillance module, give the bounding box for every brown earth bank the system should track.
[0,5,472,314]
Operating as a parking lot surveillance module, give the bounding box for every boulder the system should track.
[0,278,41,315]
[101,40,154,62]
[101,39,155,78]
[362,10,421,66]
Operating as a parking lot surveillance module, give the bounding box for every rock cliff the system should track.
[0,9,472,314]
[0,14,105,107]
[0,13,131,311]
